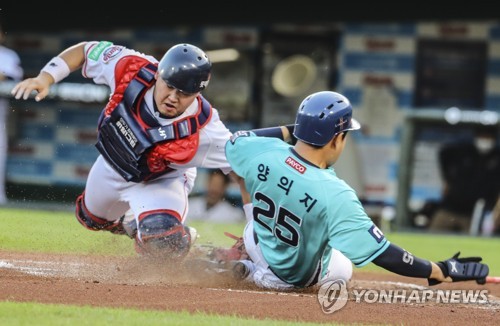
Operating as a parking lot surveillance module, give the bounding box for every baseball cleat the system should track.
[230,260,251,280]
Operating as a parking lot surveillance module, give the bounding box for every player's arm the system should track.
[228,172,251,205]
[11,42,87,102]
[227,171,253,222]
[251,124,297,144]
[372,243,489,285]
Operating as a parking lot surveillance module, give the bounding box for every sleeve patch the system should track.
[88,41,113,61]
[229,130,250,144]
[368,224,385,243]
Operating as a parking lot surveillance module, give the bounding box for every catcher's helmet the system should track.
[158,43,211,94]
[293,91,361,146]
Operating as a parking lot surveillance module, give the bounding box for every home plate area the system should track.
[0,251,499,325]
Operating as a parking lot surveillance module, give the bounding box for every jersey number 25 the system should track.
[253,192,303,247]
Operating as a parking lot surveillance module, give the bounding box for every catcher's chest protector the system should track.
[96,56,212,182]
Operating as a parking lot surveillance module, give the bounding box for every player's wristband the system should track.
[41,56,70,83]
[243,203,253,223]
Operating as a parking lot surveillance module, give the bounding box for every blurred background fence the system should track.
[1,20,499,230]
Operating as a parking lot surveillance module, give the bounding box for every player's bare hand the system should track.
[11,72,54,102]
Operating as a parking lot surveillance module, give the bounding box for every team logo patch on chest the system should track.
[285,156,306,174]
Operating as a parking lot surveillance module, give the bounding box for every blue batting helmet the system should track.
[158,43,211,94]
[293,91,361,146]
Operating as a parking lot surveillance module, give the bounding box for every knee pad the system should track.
[320,249,353,285]
[332,249,353,282]
[135,210,191,260]
[75,193,114,231]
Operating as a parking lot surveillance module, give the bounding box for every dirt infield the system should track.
[0,250,498,325]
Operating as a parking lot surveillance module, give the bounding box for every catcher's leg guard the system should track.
[75,193,124,233]
[135,210,191,260]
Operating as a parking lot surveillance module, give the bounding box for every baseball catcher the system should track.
[11,41,235,261]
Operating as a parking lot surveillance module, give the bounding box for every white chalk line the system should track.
[0,259,87,277]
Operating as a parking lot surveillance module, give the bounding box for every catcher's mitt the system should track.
[210,232,249,263]
[181,231,251,281]
[428,251,489,285]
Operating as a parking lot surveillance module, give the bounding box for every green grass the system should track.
[0,301,324,326]
[1,206,499,325]
[0,208,134,256]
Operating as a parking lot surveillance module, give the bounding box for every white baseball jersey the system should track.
[0,45,23,81]
[0,45,23,203]
[81,41,233,223]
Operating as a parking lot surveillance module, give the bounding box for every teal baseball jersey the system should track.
[225,131,390,286]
